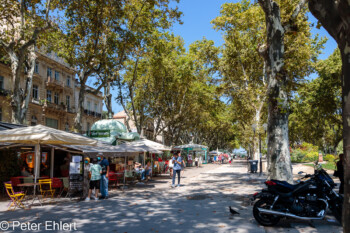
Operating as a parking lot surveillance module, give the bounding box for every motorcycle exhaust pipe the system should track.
[257,208,325,220]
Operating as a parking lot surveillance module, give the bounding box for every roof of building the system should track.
[113,110,127,119]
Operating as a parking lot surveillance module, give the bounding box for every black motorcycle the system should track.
[251,162,343,226]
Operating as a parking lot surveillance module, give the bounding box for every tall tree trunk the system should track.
[104,81,113,119]
[341,48,350,232]
[74,78,86,133]
[9,46,35,125]
[9,50,23,124]
[266,76,292,182]
[20,45,36,122]
[259,0,293,183]
[308,1,350,230]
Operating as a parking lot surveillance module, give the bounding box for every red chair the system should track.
[10,177,23,188]
[108,172,118,189]
[51,178,63,197]
[51,178,63,188]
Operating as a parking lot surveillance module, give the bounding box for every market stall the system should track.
[127,138,171,175]
[173,143,208,165]
[0,125,98,198]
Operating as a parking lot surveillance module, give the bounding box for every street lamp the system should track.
[251,123,268,175]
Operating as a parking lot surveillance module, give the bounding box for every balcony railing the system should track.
[44,102,65,111]
[84,109,102,118]
[46,76,64,89]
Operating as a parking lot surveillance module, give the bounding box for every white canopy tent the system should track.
[173,143,208,151]
[127,138,171,151]
[61,142,162,157]
[209,150,222,155]
[127,138,170,167]
[0,124,98,145]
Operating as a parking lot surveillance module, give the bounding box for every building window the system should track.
[55,71,60,81]
[87,101,91,111]
[31,116,37,126]
[35,63,39,74]
[66,95,70,108]
[45,118,58,129]
[46,90,52,102]
[0,76,3,89]
[32,85,38,100]
[54,92,59,104]
[66,76,70,87]
[94,103,98,113]
[47,67,52,77]
[65,122,69,131]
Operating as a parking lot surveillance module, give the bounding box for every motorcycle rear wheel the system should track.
[253,199,280,226]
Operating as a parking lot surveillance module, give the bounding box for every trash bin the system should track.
[249,160,258,173]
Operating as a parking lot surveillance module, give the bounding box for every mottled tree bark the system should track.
[104,81,113,119]
[9,49,24,124]
[74,83,85,133]
[259,0,296,183]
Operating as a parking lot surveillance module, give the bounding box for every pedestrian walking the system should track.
[86,158,102,201]
[98,153,110,199]
[195,156,199,168]
[172,151,182,188]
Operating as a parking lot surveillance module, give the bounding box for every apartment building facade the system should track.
[0,51,103,132]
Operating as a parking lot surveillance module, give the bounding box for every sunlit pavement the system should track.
[0,161,342,233]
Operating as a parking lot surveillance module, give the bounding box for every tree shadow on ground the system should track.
[0,162,342,233]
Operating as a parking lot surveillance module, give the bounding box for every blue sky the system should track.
[108,0,337,113]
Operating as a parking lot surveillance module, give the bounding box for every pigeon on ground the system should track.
[229,206,240,215]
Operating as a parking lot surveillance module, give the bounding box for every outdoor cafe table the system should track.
[17,183,42,206]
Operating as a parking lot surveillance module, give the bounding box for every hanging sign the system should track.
[89,130,110,138]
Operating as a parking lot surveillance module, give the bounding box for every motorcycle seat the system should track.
[271,180,301,191]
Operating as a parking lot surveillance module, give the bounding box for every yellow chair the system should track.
[4,182,26,211]
[39,179,55,199]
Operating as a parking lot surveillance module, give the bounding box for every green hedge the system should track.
[324,154,338,163]
[291,142,319,162]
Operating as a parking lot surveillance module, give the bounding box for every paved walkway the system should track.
[0,161,343,233]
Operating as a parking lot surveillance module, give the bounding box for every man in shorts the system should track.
[86,158,102,201]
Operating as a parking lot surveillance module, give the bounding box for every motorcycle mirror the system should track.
[298,171,304,175]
